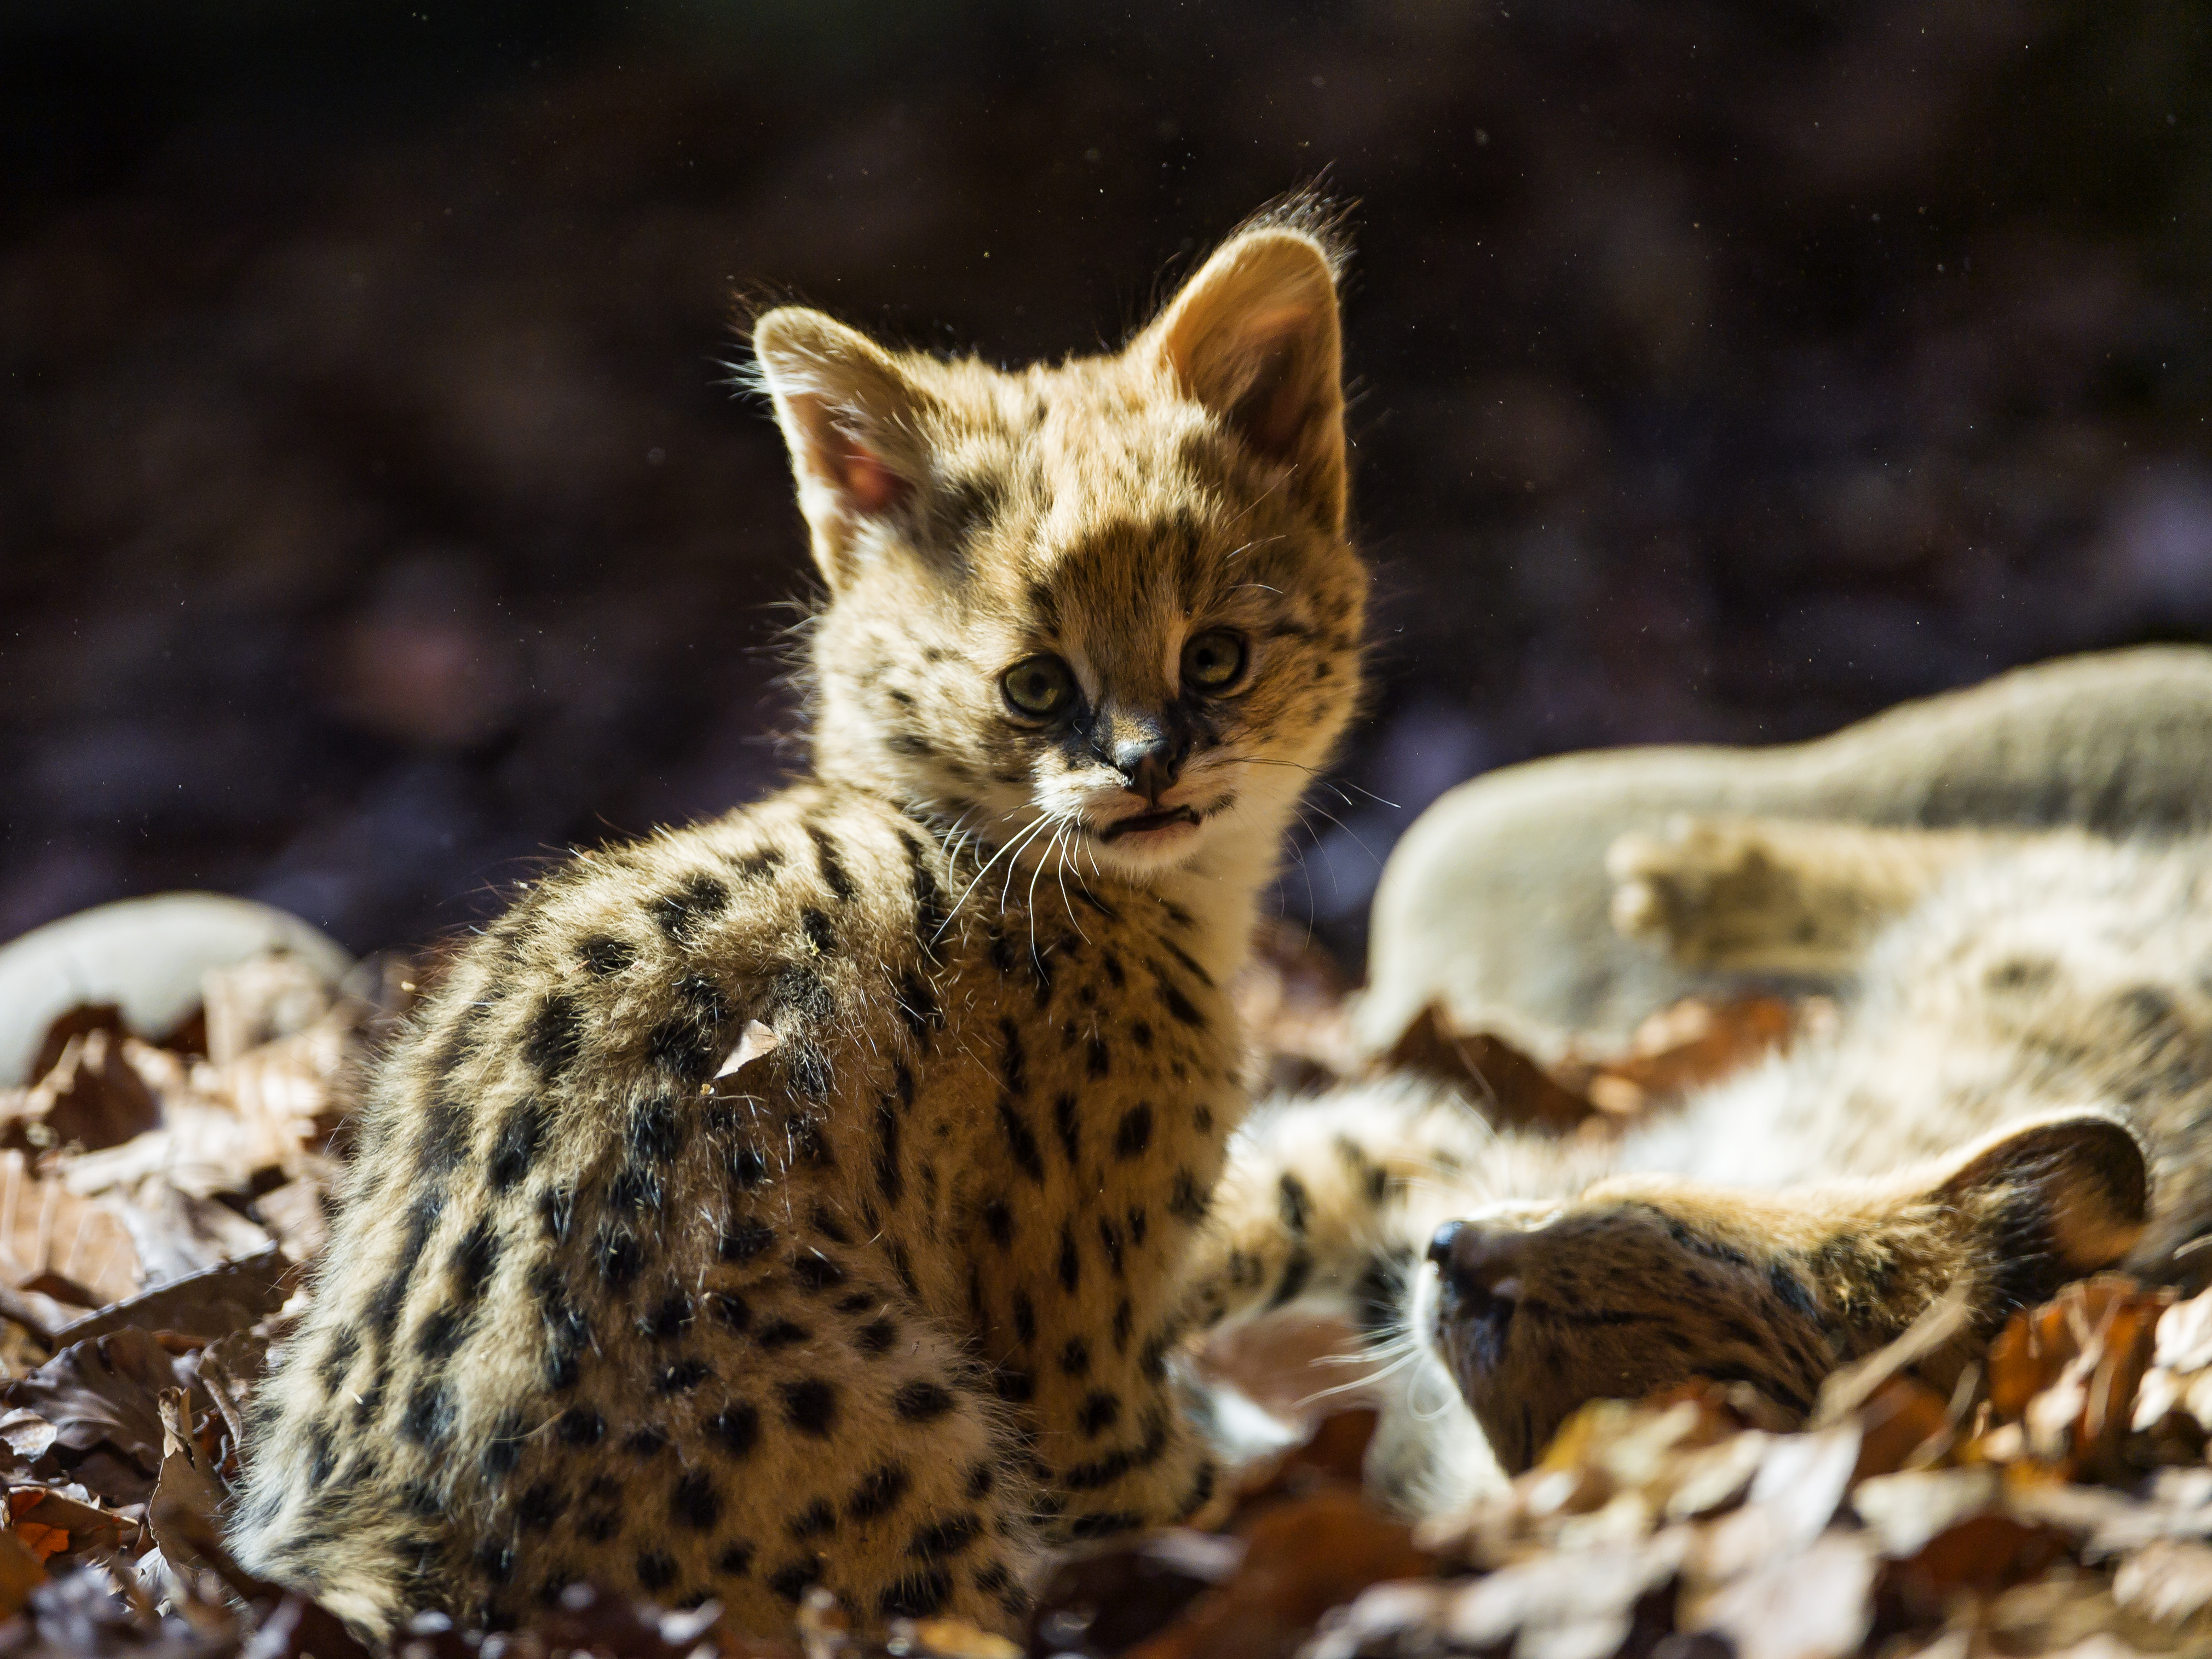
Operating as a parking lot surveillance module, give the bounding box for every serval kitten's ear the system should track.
[1932,1114,2149,1295]
[753,307,928,590]
[1142,227,1347,532]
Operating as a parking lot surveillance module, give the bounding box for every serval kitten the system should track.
[228,210,1367,1639]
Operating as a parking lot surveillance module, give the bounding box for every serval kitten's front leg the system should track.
[1607,815,2026,975]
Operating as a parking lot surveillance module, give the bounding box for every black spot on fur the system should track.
[1061,1337,1091,1377]
[998,1098,1046,1182]
[647,1014,719,1085]
[846,1462,912,1522]
[1086,1037,1110,1079]
[650,872,731,939]
[780,1378,838,1436]
[1078,1391,1121,1436]
[537,1185,573,1243]
[580,936,636,977]
[1154,972,1206,1029]
[894,1380,954,1422]
[1097,1217,1125,1276]
[710,1403,761,1459]
[982,1199,1015,1249]
[413,1307,466,1361]
[1168,1170,1209,1224]
[709,1291,751,1333]
[1013,1291,1036,1346]
[909,1515,981,1561]
[556,1405,604,1445]
[401,1381,453,1448]
[628,1093,685,1162]
[992,1367,1034,1403]
[1114,1102,1154,1160]
[487,1098,549,1191]
[526,995,584,1083]
[416,1100,471,1178]
[756,1320,811,1350]
[857,1316,898,1355]
[807,823,859,903]
[788,1500,837,1541]
[450,1217,501,1304]
[595,1225,645,1290]
[671,1471,722,1531]
[716,1542,755,1577]
[721,1220,776,1261]
[625,1427,670,1456]
[793,1250,847,1292]
[881,1568,953,1620]
[768,1558,822,1603]
[645,1291,694,1341]
[1268,1248,1314,1310]
[1278,1174,1312,1235]
[635,1551,678,1593]
[656,1358,712,1395]
[516,1481,569,1532]
[1058,1225,1081,1295]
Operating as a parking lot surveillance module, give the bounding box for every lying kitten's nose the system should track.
[1428,1220,1526,1309]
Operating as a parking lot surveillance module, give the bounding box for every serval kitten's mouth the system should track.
[1095,804,1203,842]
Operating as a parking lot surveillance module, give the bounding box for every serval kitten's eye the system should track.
[1181,629,1248,691]
[1001,654,1078,719]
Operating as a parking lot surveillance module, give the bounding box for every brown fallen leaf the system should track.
[1379,1003,1595,1134]
[1567,994,1801,1118]
[0,1526,45,1618]
[49,1243,290,1349]
[0,1326,190,1503]
[1128,1489,1437,1659]
[0,1151,140,1311]
[1028,1530,1245,1658]
[147,1389,226,1583]
[1985,1275,2173,1481]
[2,1030,162,1156]
[7,1487,137,1564]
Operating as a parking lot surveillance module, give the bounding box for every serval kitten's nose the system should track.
[1118,737,1183,803]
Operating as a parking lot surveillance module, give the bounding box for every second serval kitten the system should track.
[229,214,1366,1637]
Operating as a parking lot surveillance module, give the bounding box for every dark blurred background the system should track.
[4,0,2209,968]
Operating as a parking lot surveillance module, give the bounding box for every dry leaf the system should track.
[3,1029,163,1156]
[50,1244,290,1348]
[1684,1529,1875,1659]
[0,1526,45,1617]
[716,1019,782,1079]
[1379,1003,1595,1133]
[2113,1536,2212,1624]
[1128,1489,1436,1659]
[0,1151,140,1308]
[147,1389,226,1582]
[0,1327,189,1501]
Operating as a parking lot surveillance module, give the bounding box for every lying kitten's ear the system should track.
[753,307,928,589]
[1143,226,1347,532]
[1932,1113,2149,1288]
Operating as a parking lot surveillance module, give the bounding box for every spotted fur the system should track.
[1186,826,2212,1510]
[229,209,1366,1638]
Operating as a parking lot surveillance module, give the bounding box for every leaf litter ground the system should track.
[0,922,2208,1656]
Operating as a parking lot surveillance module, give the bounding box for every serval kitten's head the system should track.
[1420,1114,2147,1473]
[752,210,1365,883]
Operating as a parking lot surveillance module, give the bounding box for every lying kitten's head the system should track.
[752,210,1364,881]
[1419,1114,2147,1473]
